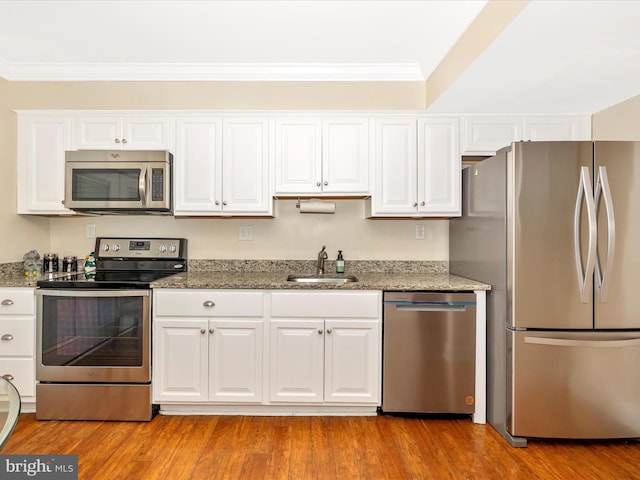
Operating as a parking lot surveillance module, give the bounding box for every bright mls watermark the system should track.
[0,455,77,479]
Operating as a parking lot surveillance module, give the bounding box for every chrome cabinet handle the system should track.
[412,202,418,207]
[200,329,206,335]
[222,201,227,206]
[420,201,425,206]
[1,334,13,341]
[1,299,14,306]
[574,166,597,303]
[317,329,323,335]
[323,181,328,186]
[316,182,322,187]
[203,301,215,308]
[209,328,214,334]
[594,166,615,302]
[2,374,14,381]
[326,328,332,334]
[122,138,128,144]
[115,138,121,143]
[215,200,220,206]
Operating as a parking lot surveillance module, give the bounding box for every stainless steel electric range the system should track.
[35,237,187,421]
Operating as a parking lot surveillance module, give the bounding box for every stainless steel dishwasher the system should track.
[381,292,476,414]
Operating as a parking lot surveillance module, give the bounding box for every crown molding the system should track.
[0,62,425,82]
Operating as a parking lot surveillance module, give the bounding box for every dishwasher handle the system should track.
[392,303,470,312]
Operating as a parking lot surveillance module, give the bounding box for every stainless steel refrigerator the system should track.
[450,141,640,447]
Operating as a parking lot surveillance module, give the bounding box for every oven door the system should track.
[36,289,151,383]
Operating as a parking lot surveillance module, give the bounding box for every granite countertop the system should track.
[0,260,490,291]
[150,270,489,291]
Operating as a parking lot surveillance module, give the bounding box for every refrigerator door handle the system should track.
[574,166,597,303]
[594,166,616,302]
[524,336,640,348]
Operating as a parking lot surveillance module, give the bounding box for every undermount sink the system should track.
[287,274,359,283]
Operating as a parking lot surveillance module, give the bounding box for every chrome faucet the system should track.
[316,246,328,275]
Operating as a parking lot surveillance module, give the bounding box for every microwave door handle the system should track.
[139,166,148,207]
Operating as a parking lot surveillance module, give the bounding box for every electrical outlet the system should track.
[86,224,96,239]
[415,224,425,240]
[239,225,254,241]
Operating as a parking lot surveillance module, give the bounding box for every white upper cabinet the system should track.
[461,115,591,155]
[275,116,370,195]
[17,113,75,215]
[76,115,173,150]
[367,116,460,217]
[174,116,273,216]
[174,117,223,214]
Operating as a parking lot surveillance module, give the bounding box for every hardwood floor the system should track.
[3,413,640,479]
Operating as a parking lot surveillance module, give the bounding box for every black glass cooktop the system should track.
[36,270,180,289]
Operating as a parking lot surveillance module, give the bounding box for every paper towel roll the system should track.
[298,200,336,214]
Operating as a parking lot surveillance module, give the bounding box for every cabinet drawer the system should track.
[0,320,34,356]
[155,290,264,317]
[0,289,35,315]
[271,292,380,318]
[0,358,35,397]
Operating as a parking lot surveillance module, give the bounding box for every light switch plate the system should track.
[86,223,96,239]
[415,224,425,240]
[239,225,253,241]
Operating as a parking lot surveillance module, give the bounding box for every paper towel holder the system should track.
[296,197,336,214]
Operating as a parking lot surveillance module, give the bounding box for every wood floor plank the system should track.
[3,413,640,480]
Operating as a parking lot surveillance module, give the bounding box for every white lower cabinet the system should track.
[269,291,381,405]
[270,318,379,404]
[0,288,37,406]
[153,290,264,404]
[152,289,382,410]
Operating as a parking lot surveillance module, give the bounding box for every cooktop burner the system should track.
[37,237,187,289]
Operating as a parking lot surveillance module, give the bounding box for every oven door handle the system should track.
[35,289,150,298]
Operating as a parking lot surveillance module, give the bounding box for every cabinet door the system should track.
[523,115,591,141]
[153,319,208,402]
[269,319,324,403]
[323,117,370,194]
[0,319,34,357]
[76,116,121,149]
[460,116,522,155]
[77,115,171,150]
[209,320,263,403]
[324,320,380,404]
[274,118,322,194]
[0,358,36,398]
[17,115,74,214]
[417,117,461,216]
[121,117,172,150]
[371,118,418,214]
[174,117,223,214]
[222,118,272,214]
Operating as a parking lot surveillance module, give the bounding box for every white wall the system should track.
[592,94,640,140]
[6,80,446,262]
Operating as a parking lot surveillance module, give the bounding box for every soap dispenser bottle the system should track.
[336,250,345,273]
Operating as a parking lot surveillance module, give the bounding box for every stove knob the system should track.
[169,245,177,253]
[159,245,167,253]
[112,244,120,252]
[102,244,109,251]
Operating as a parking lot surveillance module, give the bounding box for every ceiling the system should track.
[0,0,638,115]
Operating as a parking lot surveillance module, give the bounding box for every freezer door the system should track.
[594,142,640,328]
[508,330,640,439]
[510,142,594,329]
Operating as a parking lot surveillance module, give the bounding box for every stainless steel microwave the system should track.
[64,150,172,214]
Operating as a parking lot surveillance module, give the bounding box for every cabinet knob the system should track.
[115,138,121,143]
[326,328,332,335]
[122,138,128,144]
[1,299,14,306]
[317,329,323,335]
[1,334,13,341]
[222,201,227,206]
[209,328,214,334]
[323,181,328,186]
[215,200,220,206]
[203,301,215,308]
[420,201,425,207]
[412,202,418,207]
[316,182,322,187]
[2,374,14,382]
[200,329,206,335]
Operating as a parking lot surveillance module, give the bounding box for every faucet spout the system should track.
[316,246,328,275]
